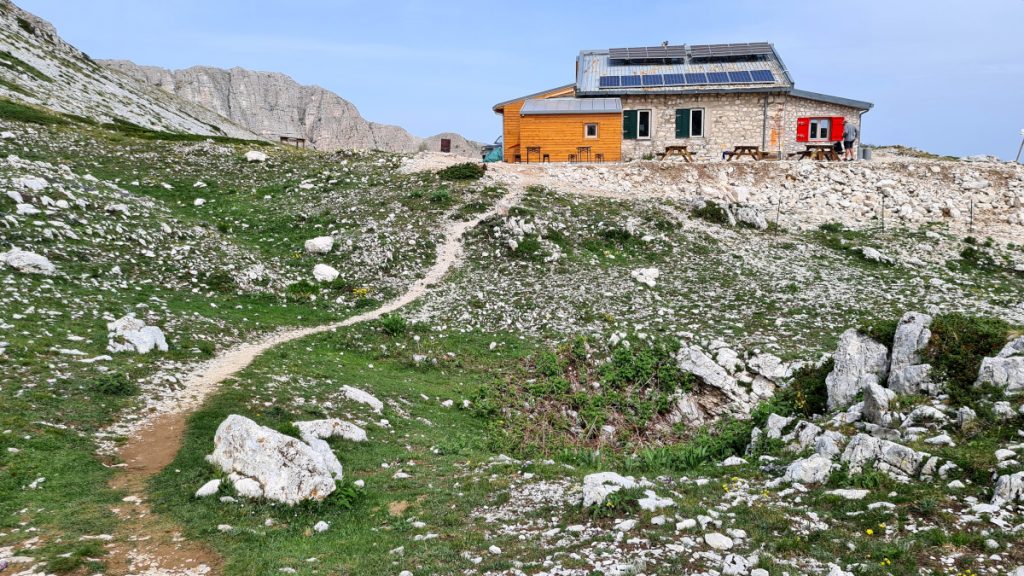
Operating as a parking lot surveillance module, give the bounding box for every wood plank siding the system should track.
[497,85,575,162]
[519,113,622,162]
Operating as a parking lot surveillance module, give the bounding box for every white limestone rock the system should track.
[581,472,637,507]
[245,150,269,163]
[673,345,752,424]
[826,488,869,500]
[304,236,334,255]
[1,247,56,275]
[993,472,1024,503]
[888,312,933,394]
[630,267,660,288]
[722,553,752,575]
[976,356,1024,395]
[106,314,168,354]
[195,479,222,498]
[294,419,368,444]
[825,329,889,410]
[704,532,734,551]
[862,382,896,426]
[313,264,340,283]
[340,385,384,413]
[206,415,340,504]
[783,453,835,484]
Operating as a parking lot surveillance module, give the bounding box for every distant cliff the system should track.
[102,61,481,156]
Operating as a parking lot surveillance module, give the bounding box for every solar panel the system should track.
[685,72,708,85]
[663,73,686,86]
[642,74,665,87]
[599,76,621,88]
[707,72,730,84]
[621,75,642,87]
[608,45,688,62]
[690,42,773,60]
[750,69,775,82]
[608,48,629,61]
[728,71,753,83]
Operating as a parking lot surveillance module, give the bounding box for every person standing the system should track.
[843,121,860,161]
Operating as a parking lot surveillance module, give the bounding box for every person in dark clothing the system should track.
[843,121,859,161]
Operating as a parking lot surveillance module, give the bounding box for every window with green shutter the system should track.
[623,110,638,140]
[675,109,691,138]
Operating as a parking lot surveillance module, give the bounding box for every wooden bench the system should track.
[792,144,841,161]
[726,145,764,161]
[656,145,694,162]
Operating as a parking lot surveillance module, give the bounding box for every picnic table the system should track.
[656,145,694,162]
[725,145,765,161]
[790,144,841,161]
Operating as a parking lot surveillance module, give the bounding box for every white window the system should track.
[584,123,599,139]
[690,109,705,138]
[809,118,831,141]
[637,110,651,139]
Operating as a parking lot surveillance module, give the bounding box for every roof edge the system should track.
[492,84,576,112]
[788,88,873,111]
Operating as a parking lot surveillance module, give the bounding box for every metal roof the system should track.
[492,84,576,112]
[520,97,622,115]
[576,44,794,96]
[789,89,873,111]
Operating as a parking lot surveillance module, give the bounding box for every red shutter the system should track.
[796,118,810,142]
[831,117,845,142]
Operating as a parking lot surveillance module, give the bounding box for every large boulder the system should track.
[206,415,340,504]
[304,236,334,255]
[783,453,835,484]
[976,352,1024,395]
[888,312,933,394]
[672,345,752,424]
[825,329,889,410]
[1,247,56,275]
[840,433,936,482]
[993,472,1024,503]
[107,314,168,354]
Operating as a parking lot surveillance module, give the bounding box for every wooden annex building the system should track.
[493,42,873,163]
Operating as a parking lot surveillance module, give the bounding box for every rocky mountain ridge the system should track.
[102,60,481,156]
[0,0,256,138]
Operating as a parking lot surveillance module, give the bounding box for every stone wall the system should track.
[619,92,864,161]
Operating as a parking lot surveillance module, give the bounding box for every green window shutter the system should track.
[675,109,691,138]
[623,110,638,140]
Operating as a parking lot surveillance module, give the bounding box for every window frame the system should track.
[689,108,705,138]
[584,123,599,139]
[808,117,831,142]
[636,109,652,140]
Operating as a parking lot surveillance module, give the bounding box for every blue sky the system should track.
[17,0,1024,158]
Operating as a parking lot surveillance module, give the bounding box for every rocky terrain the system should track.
[0,1,256,138]
[102,61,483,156]
[1,2,1024,576]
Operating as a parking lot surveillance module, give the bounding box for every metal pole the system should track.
[970,199,974,233]
[775,202,781,231]
[881,194,885,231]
[1016,131,1024,163]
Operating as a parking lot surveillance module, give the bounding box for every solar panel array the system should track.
[688,43,773,60]
[596,69,775,90]
[609,45,689,61]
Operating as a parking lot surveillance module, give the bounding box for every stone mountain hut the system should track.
[493,42,873,162]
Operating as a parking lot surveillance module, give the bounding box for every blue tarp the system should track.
[483,146,503,163]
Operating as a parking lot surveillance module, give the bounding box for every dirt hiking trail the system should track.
[104,186,524,576]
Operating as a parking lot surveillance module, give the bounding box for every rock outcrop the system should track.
[825,329,889,410]
[206,415,341,504]
[1,247,55,275]
[888,312,933,394]
[101,61,482,156]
